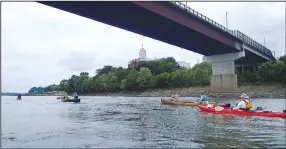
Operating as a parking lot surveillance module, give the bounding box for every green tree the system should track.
[153,72,169,88]
[170,70,183,87]
[113,68,129,83]
[96,65,116,76]
[121,79,127,90]
[181,70,193,87]
[126,69,139,91]
[136,67,152,89]
[102,73,120,92]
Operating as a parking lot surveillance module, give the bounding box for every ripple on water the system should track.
[1,96,286,148]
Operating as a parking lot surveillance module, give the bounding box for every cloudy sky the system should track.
[2,2,285,93]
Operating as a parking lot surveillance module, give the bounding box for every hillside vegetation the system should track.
[28,56,286,94]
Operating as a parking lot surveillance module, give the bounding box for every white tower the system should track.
[139,43,146,61]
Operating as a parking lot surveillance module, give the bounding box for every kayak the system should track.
[17,97,22,100]
[198,105,286,118]
[161,99,209,106]
[61,98,80,103]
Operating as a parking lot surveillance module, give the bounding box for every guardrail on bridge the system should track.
[170,1,273,59]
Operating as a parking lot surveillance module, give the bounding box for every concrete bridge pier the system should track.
[203,51,245,92]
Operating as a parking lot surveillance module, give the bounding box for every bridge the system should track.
[38,1,275,92]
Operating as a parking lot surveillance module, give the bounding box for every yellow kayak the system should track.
[161,99,210,106]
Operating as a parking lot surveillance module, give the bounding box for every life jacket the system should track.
[235,100,252,110]
[213,103,218,108]
[243,100,253,109]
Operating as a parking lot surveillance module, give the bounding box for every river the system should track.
[1,96,286,148]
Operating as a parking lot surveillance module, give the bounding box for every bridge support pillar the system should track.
[203,51,245,92]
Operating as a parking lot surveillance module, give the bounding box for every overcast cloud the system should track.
[2,2,285,92]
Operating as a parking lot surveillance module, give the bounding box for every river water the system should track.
[1,96,286,148]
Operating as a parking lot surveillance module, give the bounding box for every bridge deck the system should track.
[38,1,274,60]
[39,1,240,56]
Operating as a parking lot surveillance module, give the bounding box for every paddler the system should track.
[198,91,209,105]
[64,92,69,100]
[170,93,180,101]
[17,94,21,100]
[232,93,253,110]
[73,92,78,99]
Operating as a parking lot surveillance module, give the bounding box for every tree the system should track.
[33,56,286,94]
[181,70,193,87]
[192,68,211,85]
[258,61,274,81]
[170,70,183,87]
[279,56,286,64]
[113,68,129,83]
[153,72,169,88]
[101,73,120,92]
[121,79,127,90]
[80,72,89,77]
[96,65,116,75]
[136,67,153,89]
[28,87,45,94]
[126,69,139,91]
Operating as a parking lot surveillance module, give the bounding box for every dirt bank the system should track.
[83,84,286,99]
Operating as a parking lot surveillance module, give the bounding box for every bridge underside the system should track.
[39,1,239,56]
[39,1,270,93]
[235,50,268,66]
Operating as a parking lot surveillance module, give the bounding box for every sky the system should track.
[2,2,285,93]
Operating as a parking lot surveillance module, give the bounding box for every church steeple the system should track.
[139,42,146,60]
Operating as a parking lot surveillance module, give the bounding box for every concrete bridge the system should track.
[38,1,275,92]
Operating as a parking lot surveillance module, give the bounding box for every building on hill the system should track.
[178,61,191,68]
[128,44,151,68]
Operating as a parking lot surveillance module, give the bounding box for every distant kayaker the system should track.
[198,91,209,105]
[232,93,253,110]
[170,93,180,101]
[17,94,22,100]
[73,92,78,99]
[64,92,69,100]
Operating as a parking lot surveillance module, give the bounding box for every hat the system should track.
[239,93,249,99]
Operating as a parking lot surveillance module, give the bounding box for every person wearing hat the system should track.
[170,93,180,101]
[198,91,209,105]
[233,93,253,110]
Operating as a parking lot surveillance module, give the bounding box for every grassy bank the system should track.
[83,84,286,99]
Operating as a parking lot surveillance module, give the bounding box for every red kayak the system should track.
[198,105,286,118]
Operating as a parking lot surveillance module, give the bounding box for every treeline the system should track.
[28,87,45,94]
[29,57,212,94]
[237,56,286,84]
[29,56,286,94]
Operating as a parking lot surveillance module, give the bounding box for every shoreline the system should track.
[82,84,286,99]
[5,85,285,99]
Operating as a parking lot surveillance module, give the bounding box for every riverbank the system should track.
[84,84,286,99]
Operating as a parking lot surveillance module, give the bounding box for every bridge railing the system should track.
[230,30,272,56]
[170,1,273,58]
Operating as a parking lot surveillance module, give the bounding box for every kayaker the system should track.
[170,93,180,101]
[198,91,209,105]
[232,93,253,110]
[17,94,21,100]
[64,92,69,100]
[73,92,78,99]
